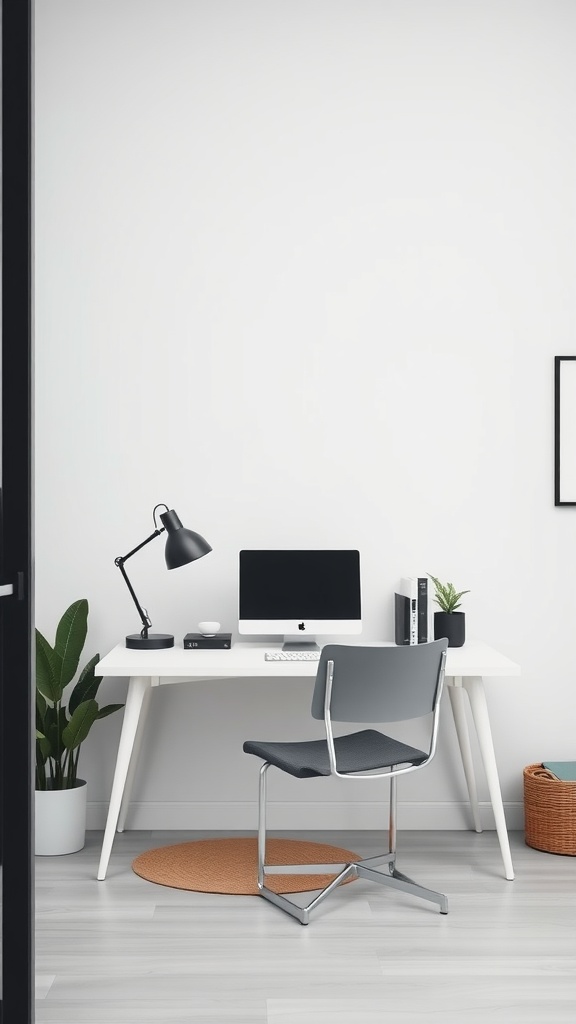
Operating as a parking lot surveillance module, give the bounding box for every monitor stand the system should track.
[282,637,320,652]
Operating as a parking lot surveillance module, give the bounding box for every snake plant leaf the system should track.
[36,629,63,703]
[69,653,102,715]
[55,598,89,689]
[97,703,125,720]
[62,698,99,751]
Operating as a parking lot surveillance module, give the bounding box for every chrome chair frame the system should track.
[255,649,448,925]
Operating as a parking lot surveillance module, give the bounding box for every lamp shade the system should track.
[159,508,212,569]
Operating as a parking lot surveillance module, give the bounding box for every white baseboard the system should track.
[87,800,525,832]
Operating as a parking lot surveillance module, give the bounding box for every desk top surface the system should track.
[95,640,521,679]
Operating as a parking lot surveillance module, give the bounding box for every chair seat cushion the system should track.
[242,729,427,779]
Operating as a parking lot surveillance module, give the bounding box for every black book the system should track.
[398,578,418,644]
[417,577,428,644]
[394,593,411,645]
[183,633,232,650]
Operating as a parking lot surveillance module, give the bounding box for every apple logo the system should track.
[298,622,306,631]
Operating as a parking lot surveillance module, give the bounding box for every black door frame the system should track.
[1,1,34,1021]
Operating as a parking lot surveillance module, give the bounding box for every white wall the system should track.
[34,0,576,831]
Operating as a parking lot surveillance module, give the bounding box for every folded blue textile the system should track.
[543,761,576,781]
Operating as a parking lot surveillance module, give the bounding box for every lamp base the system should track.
[125,633,174,650]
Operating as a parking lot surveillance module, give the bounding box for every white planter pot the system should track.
[35,779,87,855]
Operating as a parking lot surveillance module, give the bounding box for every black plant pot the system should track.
[434,611,465,648]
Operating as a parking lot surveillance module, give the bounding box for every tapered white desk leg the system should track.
[97,676,151,880]
[463,675,514,881]
[447,679,483,833]
[117,679,156,833]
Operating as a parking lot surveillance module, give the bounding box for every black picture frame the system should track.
[554,356,576,506]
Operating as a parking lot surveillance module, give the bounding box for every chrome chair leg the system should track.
[355,860,448,913]
[255,763,448,923]
[257,762,269,890]
[356,771,448,914]
[256,761,356,925]
[389,772,397,873]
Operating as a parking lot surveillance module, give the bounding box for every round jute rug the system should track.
[132,836,359,895]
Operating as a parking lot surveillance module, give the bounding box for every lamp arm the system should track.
[115,527,165,638]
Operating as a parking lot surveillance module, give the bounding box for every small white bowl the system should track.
[198,621,221,636]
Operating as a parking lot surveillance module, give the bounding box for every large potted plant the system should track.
[428,574,470,648]
[35,598,124,855]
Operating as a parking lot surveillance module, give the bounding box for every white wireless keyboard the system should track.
[264,650,321,661]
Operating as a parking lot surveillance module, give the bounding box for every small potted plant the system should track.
[35,598,124,855]
[428,575,470,648]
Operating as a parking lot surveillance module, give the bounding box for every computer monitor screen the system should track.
[238,549,361,649]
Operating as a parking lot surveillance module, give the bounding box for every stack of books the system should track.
[394,577,434,645]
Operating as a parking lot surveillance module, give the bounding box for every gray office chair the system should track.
[243,640,449,924]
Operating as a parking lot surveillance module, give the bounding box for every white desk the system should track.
[95,640,520,881]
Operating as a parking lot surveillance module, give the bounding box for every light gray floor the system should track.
[35,829,576,1023]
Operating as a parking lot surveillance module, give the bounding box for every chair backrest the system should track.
[310,640,448,723]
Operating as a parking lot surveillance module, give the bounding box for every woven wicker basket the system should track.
[523,763,576,856]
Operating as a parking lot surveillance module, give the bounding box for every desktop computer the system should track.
[238,549,362,653]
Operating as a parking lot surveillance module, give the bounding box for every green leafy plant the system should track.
[36,598,124,790]
[428,575,470,614]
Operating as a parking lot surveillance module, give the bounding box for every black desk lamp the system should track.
[115,503,212,650]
